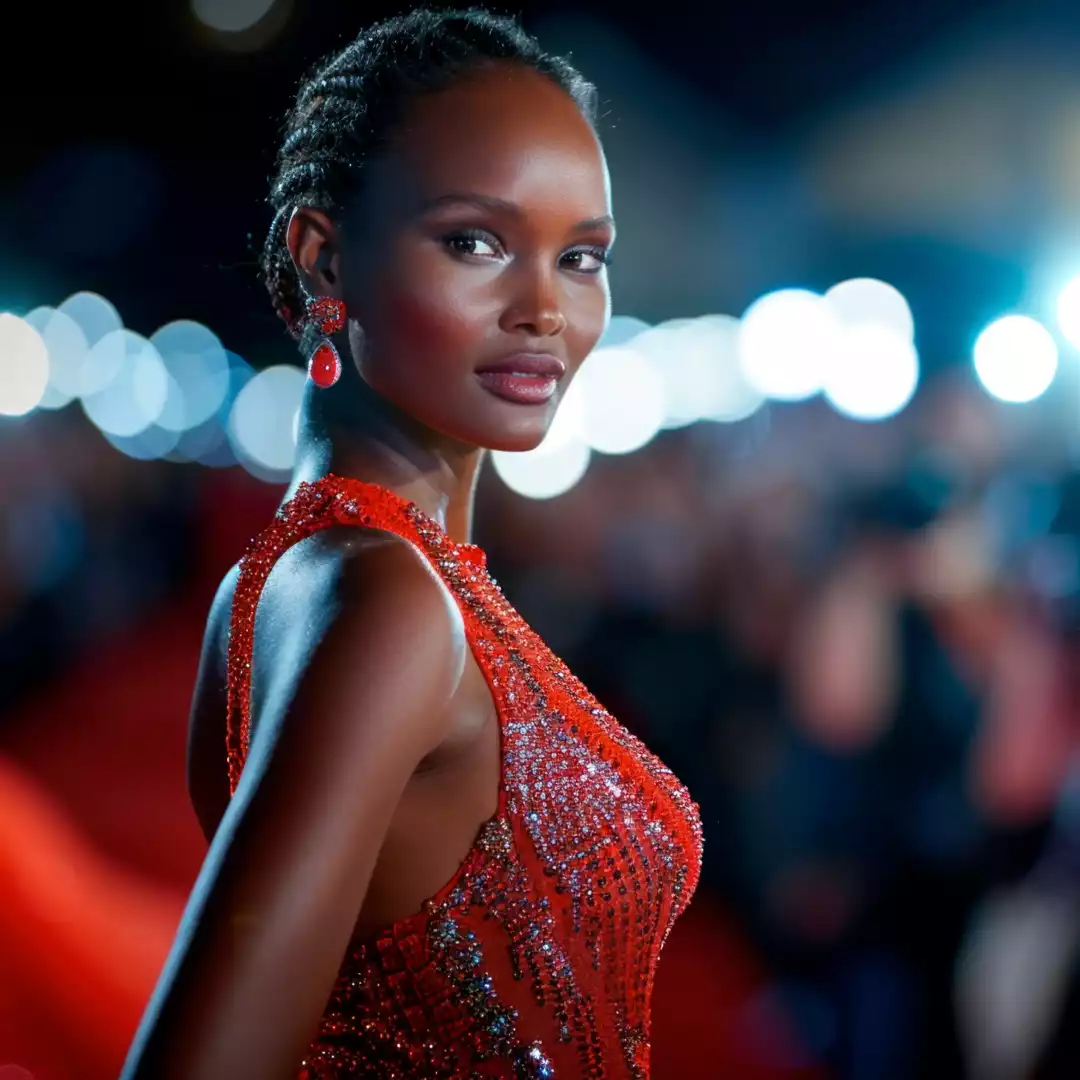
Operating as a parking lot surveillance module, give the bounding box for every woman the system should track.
[121,9,703,1078]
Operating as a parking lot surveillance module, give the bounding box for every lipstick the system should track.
[475,353,565,406]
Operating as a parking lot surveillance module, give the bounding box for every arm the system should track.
[121,533,465,1080]
[187,563,240,845]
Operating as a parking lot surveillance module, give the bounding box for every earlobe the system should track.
[286,207,343,297]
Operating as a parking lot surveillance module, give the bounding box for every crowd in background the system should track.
[3,364,1080,1079]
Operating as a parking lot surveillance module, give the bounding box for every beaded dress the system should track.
[225,474,704,1079]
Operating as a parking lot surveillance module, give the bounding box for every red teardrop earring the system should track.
[304,295,346,388]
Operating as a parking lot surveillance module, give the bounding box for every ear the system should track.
[286,208,343,297]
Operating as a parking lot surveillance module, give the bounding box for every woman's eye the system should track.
[562,247,612,274]
[444,230,501,258]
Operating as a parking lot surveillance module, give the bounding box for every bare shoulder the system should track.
[277,524,470,759]
[126,526,468,1078]
[184,522,466,843]
[229,522,471,835]
[186,524,466,841]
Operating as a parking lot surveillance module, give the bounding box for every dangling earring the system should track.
[303,295,346,388]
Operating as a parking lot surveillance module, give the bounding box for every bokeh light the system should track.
[150,320,231,433]
[973,315,1059,404]
[573,345,666,455]
[170,350,252,467]
[191,0,277,32]
[55,291,122,351]
[824,278,915,343]
[227,363,306,474]
[823,324,920,421]
[80,331,169,437]
[23,306,89,407]
[101,423,183,461]
[541,374,586,453]
[1055,274,1080,351]
[21,307,74,410]
[491,436,592,500]
[637,315,764,426]
[0,314,50,417]
[738,289,840,402]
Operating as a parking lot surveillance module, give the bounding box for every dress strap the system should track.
[224,474,433,795]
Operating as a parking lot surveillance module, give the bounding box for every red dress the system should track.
[225,475,704,1079]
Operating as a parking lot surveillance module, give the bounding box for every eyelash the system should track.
[442,228,613,274]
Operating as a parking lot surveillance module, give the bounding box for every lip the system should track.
[475,352,567,378]
[474,352,566,406]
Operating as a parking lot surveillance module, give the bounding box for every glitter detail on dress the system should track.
[225,475,704,1079]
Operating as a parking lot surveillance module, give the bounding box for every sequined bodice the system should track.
[225,475,703,1079]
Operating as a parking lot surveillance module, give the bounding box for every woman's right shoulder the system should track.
[244,524,468,767]
[212,522,464,670]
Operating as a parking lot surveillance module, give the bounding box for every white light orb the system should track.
[539,374,585,453]
[738,289,840,401]
[0,314,50,416]
[823,324,920,421]
[228,363,306,471]
[824,278,915,343]
[973,315,1059,404]
[491,437,591,500]
[573,345,665,455]
[638,314,764,427]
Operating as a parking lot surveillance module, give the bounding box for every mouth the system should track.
[475,353,566,406]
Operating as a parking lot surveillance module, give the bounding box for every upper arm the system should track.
[187,564,240,845]
[123,534,465,1080]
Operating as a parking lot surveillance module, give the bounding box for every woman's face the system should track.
[341,62,614,453]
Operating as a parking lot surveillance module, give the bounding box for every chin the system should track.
[480,426,551,453]
[446,397,558,454]
[480,404,560,453]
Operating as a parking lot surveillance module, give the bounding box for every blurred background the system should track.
[4,1,1080,1078]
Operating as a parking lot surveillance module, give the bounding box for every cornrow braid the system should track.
[260,7,598,346]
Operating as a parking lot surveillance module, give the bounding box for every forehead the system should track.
[364,63,611,222]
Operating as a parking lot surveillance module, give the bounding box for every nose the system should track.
[499,263,567,338]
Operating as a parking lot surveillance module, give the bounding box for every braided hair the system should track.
[260,7,599,346]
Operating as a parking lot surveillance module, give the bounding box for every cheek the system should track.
[565,281,610,364]
[363,255,492,374]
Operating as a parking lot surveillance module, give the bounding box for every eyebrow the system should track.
[420,192,615,234]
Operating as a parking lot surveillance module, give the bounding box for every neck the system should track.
[286,378,485,544]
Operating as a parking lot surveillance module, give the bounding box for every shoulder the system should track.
[207,521,464,688]
[243,523,468,782]
[325,523,463,645]
[188,524,465,836]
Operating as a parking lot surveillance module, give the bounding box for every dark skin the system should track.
[122,63,613,1079]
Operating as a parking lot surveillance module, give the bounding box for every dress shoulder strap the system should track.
[224,474,433,795]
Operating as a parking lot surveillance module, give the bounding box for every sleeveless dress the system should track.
[225,474,704,1079]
